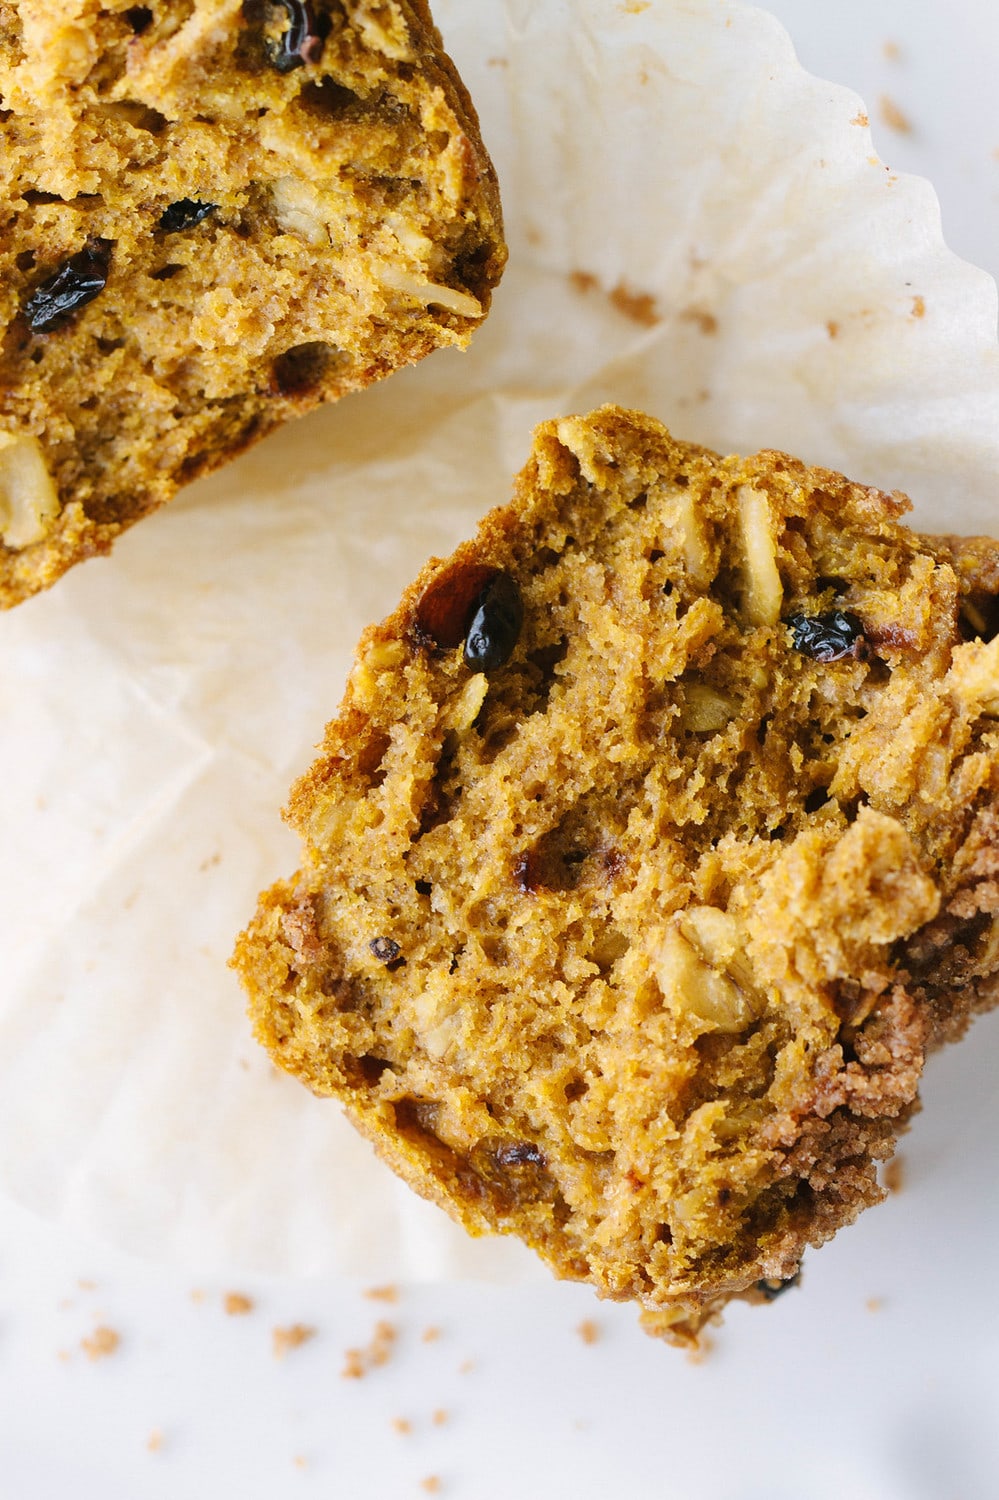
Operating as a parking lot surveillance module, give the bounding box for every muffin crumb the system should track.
[342,1320,397,1379]
[364,1285,400,1304]
[879,94,913,134]
[81,1325,120,1361]
[273,1323,316,1359]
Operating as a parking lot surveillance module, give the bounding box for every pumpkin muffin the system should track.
[234,406,999,1343]
[0,0,504,604]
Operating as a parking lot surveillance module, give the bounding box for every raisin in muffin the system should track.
[0,0,504,606]
[233,406,999,1344]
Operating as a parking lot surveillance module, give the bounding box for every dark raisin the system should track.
[369,936,401,964]
[24,238,113,333]
[414,560,497,650]
[786,610,867,662]
[414,879,432,896]
[268,0,325,73]
[755,1270,802,1301]
[158,199,217,233]
[463,572,524,672]
[494,1141,547,1169]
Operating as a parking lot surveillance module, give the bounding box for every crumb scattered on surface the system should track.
[224,1292,255,1316]
[879,94,913,134]
[910,296,926,319]
[568,269,660,327]
[199,852,222,871]
[77,1278,97,1292]
[421,1326,442,1344]
[679,306,717,336]
[56,1349,71,1363]
[577,1319,601,1345]
[391,1417,413,1435]
[487,55,508,68]
[81,1326,120,1361]
[883,1155,906,1193]
[342,1320,397,1379]
[851,110,869,128]
[609,281,660,327]
[420,1479,442,1495]
[621,1,651,12]
[364,1285,399,1304]
[293,1455,308,1471]
[866,1297,885,1313]
[146,1429,164,1454]
[826,320,840,339]
[273,1323,316,1360]
[458,1359,476,1376]
[883,39,901,61]
[190,1288,206,1304]
[432,1409,449,1426]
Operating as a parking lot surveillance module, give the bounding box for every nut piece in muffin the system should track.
[233,406,999,1343]
[0,0,505,605]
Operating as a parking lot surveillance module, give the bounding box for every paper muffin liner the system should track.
[2,0,998,1278]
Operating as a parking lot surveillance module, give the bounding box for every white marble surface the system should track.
[2,2,998,1496]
